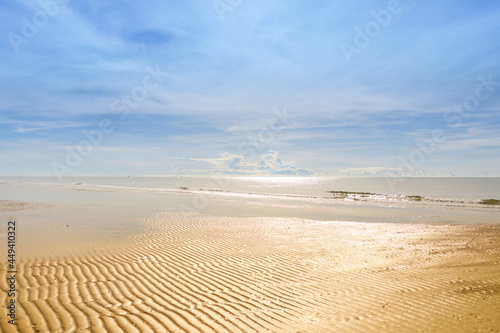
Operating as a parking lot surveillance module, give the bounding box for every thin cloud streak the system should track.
[1,1,500,176]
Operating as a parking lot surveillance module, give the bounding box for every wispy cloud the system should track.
[1,1,500,176]
[13,121,86,133]
[438,138,500,151]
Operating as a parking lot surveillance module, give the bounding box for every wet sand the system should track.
[1,187,500,332]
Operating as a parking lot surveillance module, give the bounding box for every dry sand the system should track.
[1,200,500,332]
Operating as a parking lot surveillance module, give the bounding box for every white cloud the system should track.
[187,150,314,176]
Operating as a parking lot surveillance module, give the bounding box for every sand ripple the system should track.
[1,214,500,332]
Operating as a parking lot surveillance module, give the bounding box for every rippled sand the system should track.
[1,200,500,332]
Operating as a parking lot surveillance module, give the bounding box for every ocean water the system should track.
[2,176,500,205]
[2,176,500,224]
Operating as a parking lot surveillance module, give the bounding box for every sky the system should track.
[1,0,499,177]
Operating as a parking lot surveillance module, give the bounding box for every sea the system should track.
[1,176,500,224]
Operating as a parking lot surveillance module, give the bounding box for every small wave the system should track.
[27,181,498,210]
[327,191,423,202]
[326,191,500,207]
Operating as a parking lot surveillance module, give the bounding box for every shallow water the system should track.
[1,177,499,225]
[3,176,500,199]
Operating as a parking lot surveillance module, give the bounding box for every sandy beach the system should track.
[3,0,500,330]
[1,182,500,332]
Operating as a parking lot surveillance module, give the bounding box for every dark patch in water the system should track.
[480,199,500,205]
[327,191,375,196]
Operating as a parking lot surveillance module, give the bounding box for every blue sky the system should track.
[1,0,499,177]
